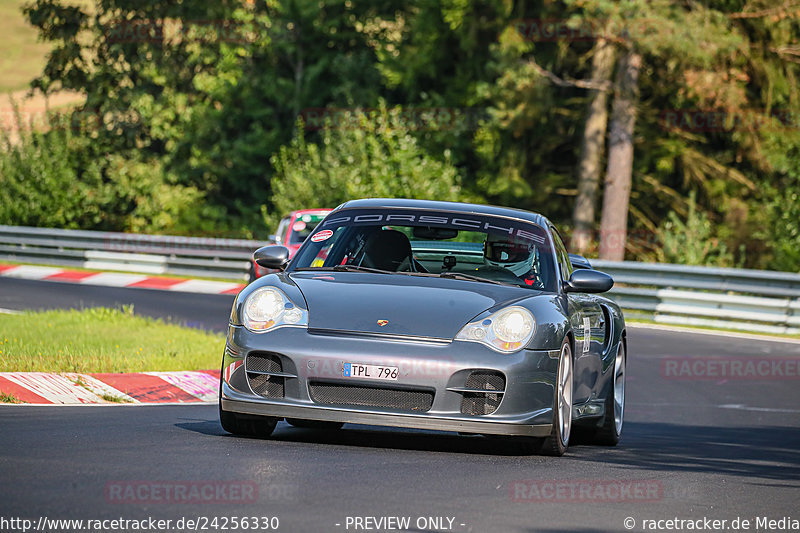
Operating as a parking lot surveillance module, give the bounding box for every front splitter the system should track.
[220,398,553,437]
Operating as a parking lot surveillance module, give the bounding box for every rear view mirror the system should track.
[564,269,613,293]
[253,245,290,270]
[412,226,459,240]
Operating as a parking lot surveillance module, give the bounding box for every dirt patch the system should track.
[1,88,85,142]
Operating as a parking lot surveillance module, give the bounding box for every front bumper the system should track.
[221,325,560,437]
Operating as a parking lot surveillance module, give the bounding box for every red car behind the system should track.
[249,209,332,282]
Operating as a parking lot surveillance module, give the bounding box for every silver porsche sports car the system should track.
[220,199,626,455]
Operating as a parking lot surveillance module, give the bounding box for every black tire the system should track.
[286,418,344,430]
[219,406,278,438]
[520,338,573,456]
[588,340,626,446]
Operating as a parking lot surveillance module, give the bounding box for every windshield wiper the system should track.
[295,265,391,274]
[438,271,508,286]
[295,265,510,285]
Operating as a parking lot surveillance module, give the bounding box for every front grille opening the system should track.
[309,382,434,412]
[246,352,285,399]
[460,371,506,416]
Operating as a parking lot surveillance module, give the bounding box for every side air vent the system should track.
[600,304,613,353]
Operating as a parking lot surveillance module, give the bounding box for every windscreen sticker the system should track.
[311,230,334,242]
[321,209,548,245]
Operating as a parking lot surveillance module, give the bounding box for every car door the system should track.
[551,228,606,405]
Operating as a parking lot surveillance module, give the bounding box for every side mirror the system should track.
[568,253,592,270]
[564,269,613,293]
[253,245,290,270]
[268,234,280,244]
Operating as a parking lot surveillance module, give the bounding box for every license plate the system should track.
[343,363,398,381]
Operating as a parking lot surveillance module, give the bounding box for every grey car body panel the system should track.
[222,199,626,437]
[292,271,531,339]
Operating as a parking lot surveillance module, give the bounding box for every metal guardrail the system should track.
[592,260,800,335]
[0,225,259,281]
[1,225,799,334]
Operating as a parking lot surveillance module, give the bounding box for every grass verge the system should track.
[0,392,24,403]
[0,306,225,373]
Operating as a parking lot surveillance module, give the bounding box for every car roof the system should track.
[290,209,333,217]
[336,198,552,227]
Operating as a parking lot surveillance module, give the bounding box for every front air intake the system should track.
[460,371,506,415]
[246,352,285,399]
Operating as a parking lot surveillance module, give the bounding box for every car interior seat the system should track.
[360,229,414,272]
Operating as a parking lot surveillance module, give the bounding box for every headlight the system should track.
[455,306,535,353]
[242,287,308,333]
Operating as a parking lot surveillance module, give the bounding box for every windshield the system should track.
[288,213,328,244]
[290,208,557,291]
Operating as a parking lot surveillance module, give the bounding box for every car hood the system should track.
[289,271,535,339]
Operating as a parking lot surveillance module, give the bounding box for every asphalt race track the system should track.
[1,279,799,532]
[0,277,233,331]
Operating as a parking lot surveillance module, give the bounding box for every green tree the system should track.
[167,0,394,219]
[359,0,510,201]
[269,109,463,221]
[16,0,800,272]
[571,37,616,255]
[23,0,395,229]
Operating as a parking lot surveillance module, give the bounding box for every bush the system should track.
[765,181,800,272]
[1,117,104,229]
[268,107,465,223]
[652,193,739,267]
[0,114,226,234]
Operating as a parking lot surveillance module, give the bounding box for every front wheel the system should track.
[590,340,626,445]
[520,338,573,456]
[219,406,278,438]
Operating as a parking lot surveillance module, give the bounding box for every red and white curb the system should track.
[0,370,220,405]
[0,264,244,295]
